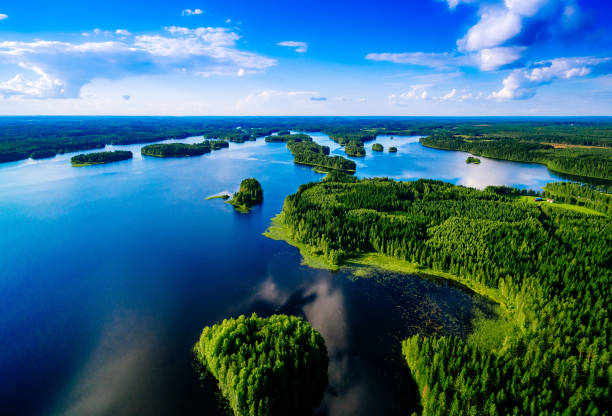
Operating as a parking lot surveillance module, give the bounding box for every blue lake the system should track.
[0,134,569,415]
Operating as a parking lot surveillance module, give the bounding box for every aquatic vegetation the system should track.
[465,156,480,164]
[194,314,328,416]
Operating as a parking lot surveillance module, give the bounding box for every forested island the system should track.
[343,140,365,157]
[265,177,610,415]
[466,156,481,164]
[70,150,133,166]
[3,117,612,177]
[229,178,264,212]
[194,314,328,416]
[389,146,397,153]
[265,133,312,143]
[286,139,356,173]
[372,143,384,152]
[327,133,374,158]
[141,140,227,157]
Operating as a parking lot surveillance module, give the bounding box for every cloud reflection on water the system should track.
[52,311,164,416]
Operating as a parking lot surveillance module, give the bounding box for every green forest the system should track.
[271,177,610,416]
[389,146,398,153]
[265,134,312,143]
[230,178,264,212]
[328,132,373,157]
[141,140,227,157]
[372,143,384,152]
[466,156,481,164]
[194,314,328,416]
[3,117,612,168]
[421,135,612,180]
[70,150,133,166]
[343,140,366,157]
[286,139,356,173]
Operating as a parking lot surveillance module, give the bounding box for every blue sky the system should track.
[0,0,610,115]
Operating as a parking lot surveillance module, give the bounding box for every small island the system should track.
[71,150,133,166]
[228,178,264,212]
[194,313,328,416]
[141,142,212,157]
[388,146,398,153]
[372,143,384,152]
[287,140,356,173]
[466,156,481,164]
[344,140,366,157]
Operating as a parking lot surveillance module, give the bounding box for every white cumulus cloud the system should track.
[389,85,431,105]
[0,14,7,20]
[490,56,611,100]
[441,89,457,100]
[277,41,308,53]
[115,29,131,36]
[182,9,203,16]
[477,46,525,71]
[458,6,522,52]
[0,27,276,98]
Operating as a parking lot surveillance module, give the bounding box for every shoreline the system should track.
[263,213,513,315]
[420,140,612,182]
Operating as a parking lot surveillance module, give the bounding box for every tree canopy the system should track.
[194,314,328,416]
[70,150,133,166]
[230,178,264,211]
[273,177,611,415]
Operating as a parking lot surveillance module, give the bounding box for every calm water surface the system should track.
[0,134,568,415]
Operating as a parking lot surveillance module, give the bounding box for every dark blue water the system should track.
[0,133,568,416]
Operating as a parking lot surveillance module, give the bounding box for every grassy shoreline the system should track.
[206,194,230,200]
[293,160,356,174]
[71,161,107,167]
[263,213,513,315]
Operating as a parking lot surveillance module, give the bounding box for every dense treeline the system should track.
[275,177,610,415]
[265,134,312,143]
[70,150,133,166]
[421,135,612,180]
[230,178,264,211]
[286,139,356,173]
[466,156,480,164]
[544,182,612,215]
[328,133,376,145]
[194,314,328,416]
[440,123,612,147]
[372,143,384,152]
[3,117,611,163]
[141,140,228,157]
